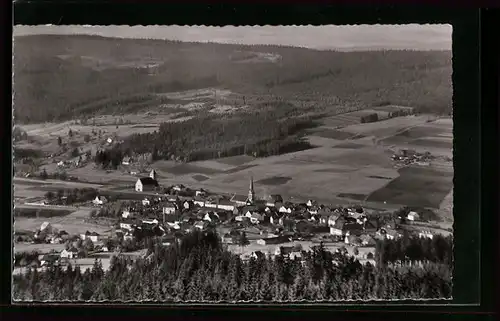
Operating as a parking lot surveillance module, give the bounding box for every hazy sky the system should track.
[14,24,452,51]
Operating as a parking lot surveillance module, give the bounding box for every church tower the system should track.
[247,175,255,204]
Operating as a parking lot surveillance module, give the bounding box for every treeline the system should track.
[44,188,99,205]
[94,148,124,169]
[12,230,452,301]
[121,113,319,162]
[375,234,453,267]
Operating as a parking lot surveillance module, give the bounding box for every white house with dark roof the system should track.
[135,177,159,192]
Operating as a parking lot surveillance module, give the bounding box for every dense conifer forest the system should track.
[13,230,453,301]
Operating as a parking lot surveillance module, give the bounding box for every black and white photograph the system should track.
[12,24,453,302]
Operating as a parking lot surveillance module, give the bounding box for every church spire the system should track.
[248,175,255,203]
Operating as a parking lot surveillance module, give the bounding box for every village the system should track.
[14,165,441,272]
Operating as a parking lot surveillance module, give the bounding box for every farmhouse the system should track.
[92,196,108,206]
[135,177,159,192]
[60,248,79,259]
[142,198,151,206]
[162,203,177,215]
[407,211,420,222]
[80,231,100,243]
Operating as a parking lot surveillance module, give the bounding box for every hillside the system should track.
[13,34,452,124]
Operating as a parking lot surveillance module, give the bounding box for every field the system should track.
[138,115,454,214]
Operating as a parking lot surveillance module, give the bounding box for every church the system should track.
[230,176,258,206]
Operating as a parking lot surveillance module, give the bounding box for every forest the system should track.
[12,230,453,301]
[120,111,319,162]
[14,35,452,123]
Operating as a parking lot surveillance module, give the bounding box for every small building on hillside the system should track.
[92,196,108,206]
[60,248,79,259]
[135,177,159,192]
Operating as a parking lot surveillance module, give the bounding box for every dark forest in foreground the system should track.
[14,35,452,123]
[13,231,453,302]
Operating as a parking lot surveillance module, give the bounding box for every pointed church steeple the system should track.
[247,175,255,204]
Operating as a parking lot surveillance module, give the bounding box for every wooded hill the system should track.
[14,35,452,123]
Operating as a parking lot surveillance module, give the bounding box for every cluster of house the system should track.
[94,174,435,255]
[391,149,434,167]
[30,222,71,244]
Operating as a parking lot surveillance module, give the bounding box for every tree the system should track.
[71,148,79,158]
[83,238,95,253]
[238,232,250,254]
[57,136,62,146]
[68,129,73,138]
[40,169,48,180]
[84,134,91,143]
